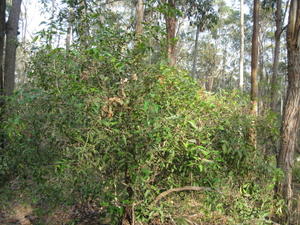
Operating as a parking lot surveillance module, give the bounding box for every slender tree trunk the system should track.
[220,47,227,89]
[239,0,245,90]
[0,0,5,149]
[0,0,5,95]
[20,2,27,43]
[277,0,300,216]
[135,0,144,36]
[164,0,177,66]
[191,24,201,78]
[250,0,260,148]
[4,0,22,96]
[79,0,89,48]
[66,8,73,51]
[270,0,283,111]
[66,24,72,51]
[258,36,265,116]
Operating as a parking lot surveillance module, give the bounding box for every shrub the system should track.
[0,29,280,224]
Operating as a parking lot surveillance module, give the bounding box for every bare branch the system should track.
[152,186,217,205]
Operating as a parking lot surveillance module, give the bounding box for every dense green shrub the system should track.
[0,28,280,223]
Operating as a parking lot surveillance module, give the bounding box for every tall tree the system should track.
[135,0,144,36]
[191,24,201,78]
[78,0,89,48]
[277,0,300,215]
[239,0,244,90]
[270,0,284,111]
[163,0,177,66]
[66,8,73,51]
[4,0,22,96]
[0,0,5,96]
[187,0,218,79]
[250,0,260,147]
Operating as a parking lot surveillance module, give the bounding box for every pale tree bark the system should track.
[0,0,4,148]
[0,0,5,95]
[220,47,227,89]
[206,76,214,92]
[135,0,144,36]
[4,0,22,96]
[250,0,260,148]
[66,8,73,51]
[239,0,244,90]
[270,0,283,111]
[258,33,265,115]
[277,0,300,216]
[163,0,177,66]
[191,24,201,78]
[21,2,27,43]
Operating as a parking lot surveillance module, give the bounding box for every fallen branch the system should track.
[153,186,215,205]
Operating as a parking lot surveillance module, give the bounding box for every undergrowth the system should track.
[0,29,282,224]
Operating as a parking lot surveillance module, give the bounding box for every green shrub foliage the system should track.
[1,28,280,223]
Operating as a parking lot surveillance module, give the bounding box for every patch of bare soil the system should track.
[0,204,34,225]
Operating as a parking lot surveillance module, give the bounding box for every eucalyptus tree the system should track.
[155,0,218,67]
[159,0,178,66]
[186,0,218,78]
[250,0,260,147]
[240,0,245,90]
[267,0,289,111]
[0,0,22,149]
[270,0,283,110]
[277,0,300,217]
[135,0,144,36]
[0,0,5,96]
[0,0,23,96]
[65,7,73,51]
[211,2,247,90]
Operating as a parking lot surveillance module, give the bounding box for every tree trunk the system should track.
[78,0,89,48]
[0,0,5,95]
[164,0,177,66]
[270,0,283,111]
[239,0,244,90]
[277,0,300,216]
[220,47,227,89]
[66,8,73,51]
[0,0,5,148]
[206,76,214,92]
[4,0,22,96]
[250,0,260,148]
[258,36,265,116]
[191,24,201,78]
[135,0,144,36]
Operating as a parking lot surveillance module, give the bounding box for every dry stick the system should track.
[152,186,217,205]
[132,204,135,225]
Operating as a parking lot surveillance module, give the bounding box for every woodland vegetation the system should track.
[0,0,300,224]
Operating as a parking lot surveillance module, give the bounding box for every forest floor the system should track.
[1,178,300,224]
[0,178,107,225]
[0,201,104,225]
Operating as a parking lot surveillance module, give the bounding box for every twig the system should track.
[132,204,135,225]
[152,186,215,205]
[184,217,199,225]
